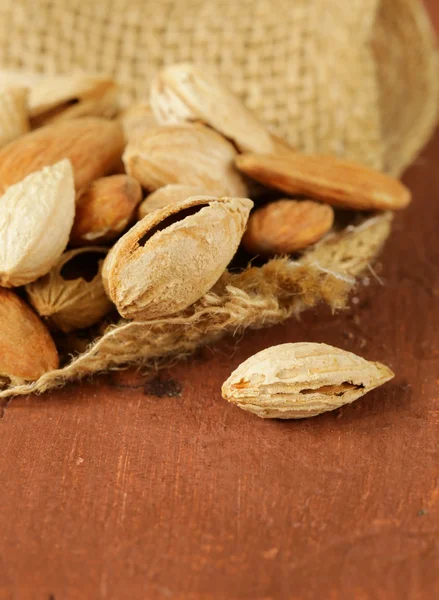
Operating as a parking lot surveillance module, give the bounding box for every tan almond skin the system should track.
[0,288,59,383]
[70,175,143,246]
[235,153,411,211]
[242,199,334,256]
[0,117,125,195]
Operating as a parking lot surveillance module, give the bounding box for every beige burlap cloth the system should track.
[0,0,437,397]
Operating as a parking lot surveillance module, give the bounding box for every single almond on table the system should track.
[242,199,334,256]
[150,62,275,154]
[123,123,248,197]
[0,87,30,148]
[70,175,143,246]
[0,117,125,195]
[235,153,411,211]
[26,247,113,333]
[0,160,75,287]
[102,195,253,320]
[222,342,394,419]
[138,184,211,219]
[29,74,119,127]
[0,288,59,386]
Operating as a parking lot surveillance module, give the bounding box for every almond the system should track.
[26,247,113,333]
[102,195,253,320]
[222,342,394,419]
[0,117,125,195]
[0,288,59,386]
[150,62,275,153]
[242,199,334,256]
[29,74,119,127]
[0,87,30,147]
[123,123,248,197]
[0,160,75,287]
[70,175,143,246]
[235,153,411,211]
[138,184,211,219]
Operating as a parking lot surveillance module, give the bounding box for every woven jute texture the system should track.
[0,0,437,397]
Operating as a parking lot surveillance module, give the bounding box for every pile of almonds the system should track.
[0,64,408,415]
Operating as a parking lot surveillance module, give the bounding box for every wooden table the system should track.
[1,8,438,600]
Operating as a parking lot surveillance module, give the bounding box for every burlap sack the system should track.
[0,0,437,397]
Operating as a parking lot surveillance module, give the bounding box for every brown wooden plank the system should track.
[1,6,438,600]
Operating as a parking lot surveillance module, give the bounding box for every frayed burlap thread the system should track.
[0,214,392,399]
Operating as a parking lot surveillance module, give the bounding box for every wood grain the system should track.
[1,7,438,600]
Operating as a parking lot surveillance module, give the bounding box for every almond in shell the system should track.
[29,74,119,127]
[222,342,394,419]
[102,195,253,320]
[26,247,113,333]
[0,160,75,287]
[123,123,248,197]
[150,62,275,154]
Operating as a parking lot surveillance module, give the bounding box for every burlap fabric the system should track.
[0,0,437,397]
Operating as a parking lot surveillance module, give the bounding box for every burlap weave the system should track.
[0,0,437,397]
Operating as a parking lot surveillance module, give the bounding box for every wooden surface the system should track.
[1,10,439,600]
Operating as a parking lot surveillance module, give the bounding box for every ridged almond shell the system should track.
[150,62,275,154]
[103,195,253,320]
[123,123,248,197]
[222,342,394,419]
[0,87,30,148]
[0,288,59,385]
[0,160,75,287]
[26,247,113,333]
[235,153,411,211]
[0,117,125,195]
[138,184,211,219]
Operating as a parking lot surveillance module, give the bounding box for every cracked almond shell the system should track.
[26,247,113,333]
[102,195,253,320]
[0,288,59,386]
[0,160,75,287]
[222,342,394,419]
